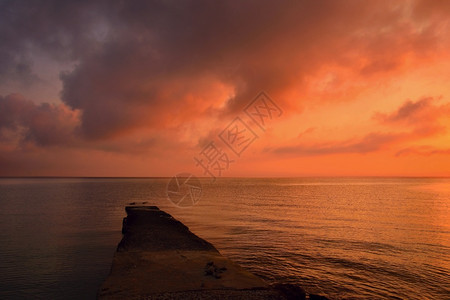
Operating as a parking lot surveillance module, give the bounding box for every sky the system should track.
[1,0,450,177]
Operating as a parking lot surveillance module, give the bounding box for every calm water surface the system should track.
[0,177,448,299]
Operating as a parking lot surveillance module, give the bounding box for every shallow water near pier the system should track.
[0,177,448,299]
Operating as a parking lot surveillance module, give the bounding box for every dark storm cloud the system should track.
[2,0,449,141]
[0,94,78,146]
[58,0,445,139]
[0,0,105,84]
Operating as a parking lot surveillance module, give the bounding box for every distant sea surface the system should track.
[0,177,448,299]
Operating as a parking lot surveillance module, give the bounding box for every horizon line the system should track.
[1,176,449,179]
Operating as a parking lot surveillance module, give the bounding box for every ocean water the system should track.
[0,177,448,299]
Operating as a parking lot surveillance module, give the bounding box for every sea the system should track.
[0,177,448,299]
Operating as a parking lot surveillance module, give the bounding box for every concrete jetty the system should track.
[98,206,307,299]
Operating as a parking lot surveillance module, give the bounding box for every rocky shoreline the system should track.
[98,206,328,299]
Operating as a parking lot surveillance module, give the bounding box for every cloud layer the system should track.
[1,0,450,176]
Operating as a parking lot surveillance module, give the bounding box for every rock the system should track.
[204,261,227,279]
[117,206,218,252]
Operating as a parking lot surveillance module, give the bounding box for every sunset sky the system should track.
[1,0,450,177]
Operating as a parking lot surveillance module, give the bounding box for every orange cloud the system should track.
[374,97,450,125]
